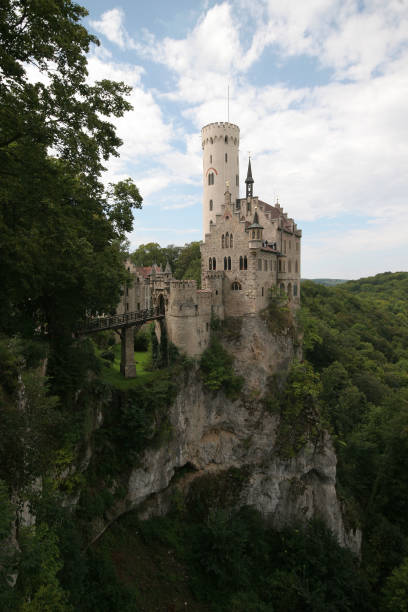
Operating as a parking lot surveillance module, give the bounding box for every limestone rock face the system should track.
[125,316,361,555]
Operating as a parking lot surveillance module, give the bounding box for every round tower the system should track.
[201,122,240,237]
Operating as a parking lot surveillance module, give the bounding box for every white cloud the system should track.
[90,8,134,49]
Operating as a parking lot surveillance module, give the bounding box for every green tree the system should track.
[0,0,142,339]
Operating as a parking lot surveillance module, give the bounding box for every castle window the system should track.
[269,260,273,271]
[225,232,229,248]
[209,199,213,211]
[295,260,298,273]
[296,242,299,252]
[206,322,209,331]
[294,283,298,297]
[287,283,292,299]
[209,258,212,270]
[274,260,277,271]
[230,234,233,248]
[228,256,231,270]
[247,202,251,214]
[244,256,247,270]
[236,174,239,186]
[210,154,212,163]
[289,240,292,250]
[126,303,129,311]
[224,256,227,270]
[262,287,264,296]
[222,234,225,248]
[126,287,129,296]
[239,256,243,270]
[225,153,228,162]
[232,281,242,291]
[225,135,228,143]
[280,283,285,296]
[213,257,216,270]
[284,240,287,253]
[278,260,282,272]
[258,259,262,271]
[264,260,267,271]
[208,172,214,185]
[137,302,140,311]
[288,261,292,273]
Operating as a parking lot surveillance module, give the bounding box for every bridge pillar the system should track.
[120,326,136,378]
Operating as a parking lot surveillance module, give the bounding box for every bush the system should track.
[134,330,149,352]
[200,338,244,399]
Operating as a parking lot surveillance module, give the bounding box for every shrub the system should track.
[200,338,244,399]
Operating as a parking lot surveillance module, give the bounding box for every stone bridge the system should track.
[79,306,164,377]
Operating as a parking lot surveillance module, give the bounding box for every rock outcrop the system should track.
[122,315,361,555]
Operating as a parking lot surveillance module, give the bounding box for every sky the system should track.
[81,0,408,279]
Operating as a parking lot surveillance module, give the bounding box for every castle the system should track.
[117,122,301,358]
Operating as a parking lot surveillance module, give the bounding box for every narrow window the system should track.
[126,287,129,296]
[230,234,233,248]
[137,302,140,310]
[295,260,298,273]
[288,261,292,273]
[225,135,228,143]
[225,153,228,162]
[247,202,251,214]
[236,174,239,186]
[296,242,299,252]
[257,229,260,239]
[222,234,225,248]
[264,260,267,271]
[284,240,287,253]
[126,303,129,311]
[294,283,298,297]
[209,258,212,270]
[278,260,282,272]
[239,256,243,270]
[244,256,247,270]
[258,259,262,271]
[225,232,229,248]
[209,199,213,211]
[213,257,216,270]
[228,256,231,270]
[261,287,264,296]
[274,260,277,271]
[210,154,212,163]
[206,322,209,331]
[269,260,273,271]
[289,240,292,250]
[280,283,285,296]
[224,256,227,270]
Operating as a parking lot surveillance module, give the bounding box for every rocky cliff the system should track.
[100,315,361,555]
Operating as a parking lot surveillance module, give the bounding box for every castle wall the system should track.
[165,281,212,357]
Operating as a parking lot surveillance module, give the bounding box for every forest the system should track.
[1,1,408,610]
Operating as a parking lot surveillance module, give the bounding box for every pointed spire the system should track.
[248,208,263,229]
[245,157,254,199]
[164,261,172,275]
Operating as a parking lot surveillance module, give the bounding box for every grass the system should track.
[97,342,155,390]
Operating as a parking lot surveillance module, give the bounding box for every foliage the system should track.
[200,337,244,399]
[133,329,149,352]
[261,288,296,336]
[131,241,202,286]
[0,0,142,341]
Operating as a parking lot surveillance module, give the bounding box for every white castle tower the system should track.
[201,122,240,236]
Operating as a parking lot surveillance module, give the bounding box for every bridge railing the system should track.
[79,306,164,333]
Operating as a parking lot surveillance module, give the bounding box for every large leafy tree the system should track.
[0,0,142,338]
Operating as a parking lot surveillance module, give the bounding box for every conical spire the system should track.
[245,157,254,198]
[248,208,263,229]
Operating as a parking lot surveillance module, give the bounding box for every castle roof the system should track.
[135,265,162,279]
[248,209,263,230]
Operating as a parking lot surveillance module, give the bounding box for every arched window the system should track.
[209,199,213,211]
[222,234,225,248]
[252,230,255,239]
[224,256,227,270]
[208,173,214,185]
[225,232,229,248]
[244,256,247,270]
[239,256,243,270]
[278,260,282,272]
[295,260,298,273]
[232,281,242,291]
[212,257,216,270]
[228,256,231,270]
[209,258,212,270]
[230,234,233,248]
[294,283,298,297]
[288,261,292,273]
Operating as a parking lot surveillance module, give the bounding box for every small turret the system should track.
[248,209,263,249]
[245,157,254,199]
